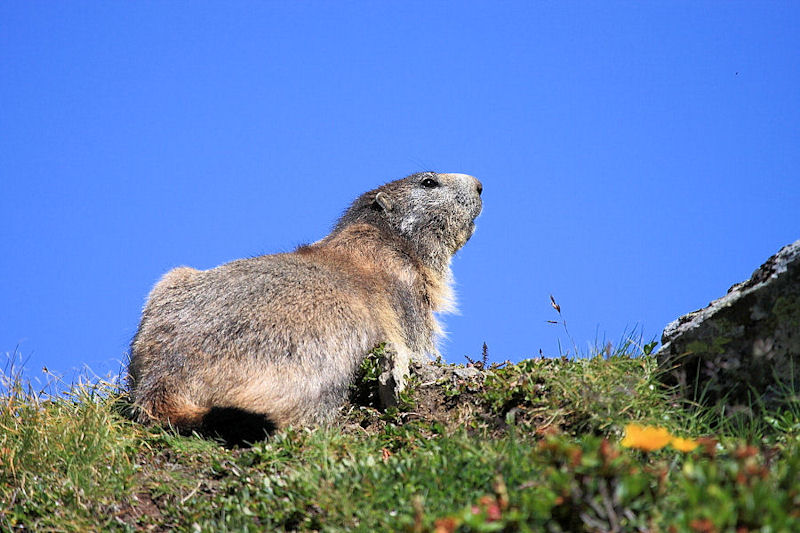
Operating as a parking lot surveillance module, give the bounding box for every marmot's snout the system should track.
[439,172,483,221]
[434,172,483,249]
[441,172,483,197]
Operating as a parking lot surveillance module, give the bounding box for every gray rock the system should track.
[452,366,483,381]
[376,342,413,408]
[409,357,485,387]
[657,239,800,409]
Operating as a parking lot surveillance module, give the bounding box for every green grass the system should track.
[0,376,141,530]
[2,347,799,532]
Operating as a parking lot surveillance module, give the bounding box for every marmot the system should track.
[127,171,482,442]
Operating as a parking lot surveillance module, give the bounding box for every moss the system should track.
[773,294,800,331]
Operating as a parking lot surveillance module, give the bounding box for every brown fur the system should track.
[127,172,482,442]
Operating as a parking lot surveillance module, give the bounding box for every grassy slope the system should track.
[1,352,799,532]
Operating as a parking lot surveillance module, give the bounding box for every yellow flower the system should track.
[621,424,672,451]
[670,437,699,452]
[621,424,700,453]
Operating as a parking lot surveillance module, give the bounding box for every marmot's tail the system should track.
[201,406,277,446]
[134,388,276,446]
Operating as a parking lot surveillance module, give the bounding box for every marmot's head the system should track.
[335,172,483,268]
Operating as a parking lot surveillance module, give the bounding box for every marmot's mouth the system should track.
[455,223,477,250]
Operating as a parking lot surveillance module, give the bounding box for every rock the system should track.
[452,366,483,381]
[657,239,800,409]
[377,342,413,408]
[360,342,485,410]
[376,346,483,407]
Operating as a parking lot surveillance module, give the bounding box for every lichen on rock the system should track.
[657,239,800,410]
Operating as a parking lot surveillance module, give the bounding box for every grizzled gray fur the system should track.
[127,172,482,442]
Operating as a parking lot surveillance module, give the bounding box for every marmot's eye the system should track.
[421,178,439,188]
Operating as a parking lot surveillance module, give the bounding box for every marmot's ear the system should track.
[373,191,393,212]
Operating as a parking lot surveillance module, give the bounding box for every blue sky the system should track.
[2,2,799,384]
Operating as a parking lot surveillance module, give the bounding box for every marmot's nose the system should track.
[441,173,483,196]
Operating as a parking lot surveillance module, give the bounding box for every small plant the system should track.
[348,343,386,408]
[464,342,490,370]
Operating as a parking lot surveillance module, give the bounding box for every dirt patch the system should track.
[114,489,165,531]
[112,446,227,531]
[113,473,168,531]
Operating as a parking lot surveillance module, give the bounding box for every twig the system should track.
[180,481,204,504]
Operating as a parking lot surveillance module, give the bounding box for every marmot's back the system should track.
[133,253,380,360]
[127,172,482,444]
